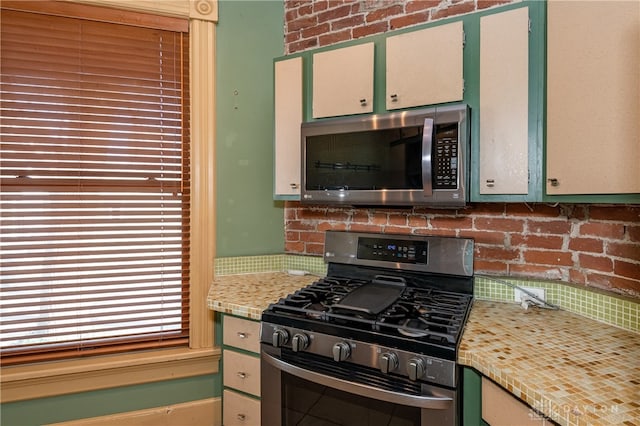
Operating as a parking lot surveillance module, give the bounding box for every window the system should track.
[0,2,191,365]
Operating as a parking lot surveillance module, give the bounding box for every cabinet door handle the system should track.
[289,183,299,189]
[237,332,248,339]
[548,178,559,187]
[485,179,495,187]
[237,414,246,421]
[237,372,247,379]
[390,94,398,102]
[359,98,367,106]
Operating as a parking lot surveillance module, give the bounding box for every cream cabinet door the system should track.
[274,57,303,197]
[312,43,374,118]
[223,349,261,396]
[546,0,640,194]
[386,21,464,110]
[479,7,529,194]
[482,378,547,425]
[223,389,260,426]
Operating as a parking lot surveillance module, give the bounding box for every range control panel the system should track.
[357,237,428,264]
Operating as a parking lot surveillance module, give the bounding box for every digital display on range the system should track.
[357,237,428,264]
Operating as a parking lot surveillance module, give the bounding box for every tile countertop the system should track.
[459,301,640,426]
[207,273,640,426]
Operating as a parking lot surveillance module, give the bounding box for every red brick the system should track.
[288,15,318,32]
[317,221,348,232]
[314,1,329,12]
[414,228,457,237]
[298,4,314,15]
[523,250,573,267]
[628,226,640,243]
[509,264,564,281]
[406,0,439,13]
[578,254,613,273]
[606,242,640,262]
[285,31,301,43]
[286,230,301,241]
[352,210,369,223]
[319,30,352,46]
[407,215,428,228]
[289,37,319,53]
[388,213,408,226]
[590,274,640,296]
[326,210,350,221]
[466,203,506,215]
[287,220,316,231]
[589,205,640,222]
[302,231,325,243]
[318,4,352,22]
[305,242,325,255]
[384,226,411,234]
[565,205,588,221]
[570,269,587,284]
[302,23,331,38]
[331,15,365,30]
[527,219,571,235]
[349,223,384,233]
[430,215,473,230]
[353,21,388,38]
[505,203,562,217]
[459,230,505,245]
[431,1,476,20]
[475,217,524,233]
[365,4,404,23]
[579,222,625,240]
[477,0,514,10]
[476,246,520,261]
[510,234,564,250]
[298,208,328,220]
[285,241,305,253]
[285,9,298,22]
[474,260,508,274]
[390,12,430,30]
[614,260,640,281]
[568,237,604,254]
[371,212,388,225]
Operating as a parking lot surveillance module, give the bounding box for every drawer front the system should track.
[223,349,261,396]
[223,315,261,353]
[223,389,260,426]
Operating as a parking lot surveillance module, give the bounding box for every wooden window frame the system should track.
[0,0,218,403]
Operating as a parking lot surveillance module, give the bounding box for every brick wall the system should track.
[281,0,640,299]
[285,203,640,297]
[284,0,512,54]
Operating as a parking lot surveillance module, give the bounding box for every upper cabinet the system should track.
[546,0,640,197]
[274,56,303,198]
[386,22,464,110]
[312,43,374,118]
[478,7,530,195]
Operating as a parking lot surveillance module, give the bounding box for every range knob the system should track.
[407,358,426,381]
[271,329,289,348]
[291,333,310,352]
[332,342,351,362]
[378,352,398,374]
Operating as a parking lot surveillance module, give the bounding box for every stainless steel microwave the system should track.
[301,104,470,208]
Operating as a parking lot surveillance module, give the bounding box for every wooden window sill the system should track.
[1,346,221,403]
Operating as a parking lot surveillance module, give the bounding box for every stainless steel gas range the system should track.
[260,231,474,426]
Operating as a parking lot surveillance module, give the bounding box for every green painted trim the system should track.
[0,375,219,426]
[474,275,639,333]
[463,367,483,426]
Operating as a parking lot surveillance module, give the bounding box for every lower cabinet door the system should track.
[223,389,261,426]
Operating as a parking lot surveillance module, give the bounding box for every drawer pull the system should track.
[237,372,247,379]
[237,332,248,339]
[237,414,246,421]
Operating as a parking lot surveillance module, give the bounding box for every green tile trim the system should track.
[474,276,639,334]
[213,256,638,334]
[214,254,285,276]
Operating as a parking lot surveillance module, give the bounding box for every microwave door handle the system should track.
[421,118,434,196]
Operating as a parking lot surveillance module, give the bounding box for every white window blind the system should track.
[0,2,191,365]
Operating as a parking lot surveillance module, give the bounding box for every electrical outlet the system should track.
[514,287,546,303]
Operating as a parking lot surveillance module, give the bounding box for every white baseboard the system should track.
[46,397,222,426]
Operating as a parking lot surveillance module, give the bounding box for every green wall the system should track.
[215,0,286,257]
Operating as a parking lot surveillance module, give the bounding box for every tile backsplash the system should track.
[214,254,638,334]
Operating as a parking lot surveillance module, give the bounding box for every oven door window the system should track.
[282,372,420,426]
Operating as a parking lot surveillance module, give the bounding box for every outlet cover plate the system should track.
[514,287,546,302]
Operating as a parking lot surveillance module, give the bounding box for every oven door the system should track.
[261,345,458,426]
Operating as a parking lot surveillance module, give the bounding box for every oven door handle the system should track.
[262,353,453,410]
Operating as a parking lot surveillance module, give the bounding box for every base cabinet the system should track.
[222,315,261,426]
[482,377,548,425]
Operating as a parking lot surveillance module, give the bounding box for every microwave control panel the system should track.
[433,135,458,189]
